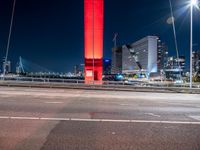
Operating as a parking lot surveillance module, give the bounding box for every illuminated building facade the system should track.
[122,36,158,76]
[84,0,104,82]
[193,51,200,73]
[165,56,185,80]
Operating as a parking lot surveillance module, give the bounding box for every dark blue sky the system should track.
[0,0,199,72]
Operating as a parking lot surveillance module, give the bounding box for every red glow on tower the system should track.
[84,0,104,83]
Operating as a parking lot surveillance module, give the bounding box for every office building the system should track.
[122,36,158,76]
[157,41,168,72]
[165,56,185,79]
[193,51,200,73]
[2,61,11,74]
[103,59,112,75]
[111,46,122,74]
[111,36,169,78]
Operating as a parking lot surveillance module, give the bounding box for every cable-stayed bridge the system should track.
[16,57,52,74]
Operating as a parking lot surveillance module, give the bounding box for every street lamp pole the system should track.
[190,1,193,89]
[3,0,16,80]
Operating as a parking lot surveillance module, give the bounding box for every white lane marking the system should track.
[0,95,15,98]
[189,116,200,121]
[0,116,10,119]
[145,113,161,118]
[44,102,63,104]
[119,104,130,106]
[0,116,200,125]
[10,116,39,120]
[41,117,70,121]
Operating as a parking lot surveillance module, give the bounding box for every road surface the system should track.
[0,87,200,150]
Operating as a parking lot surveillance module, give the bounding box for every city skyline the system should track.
[0,0,200,72]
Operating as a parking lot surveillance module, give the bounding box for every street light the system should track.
[191,0,198,5]
[3,0,16,80]
[189,0,198,88]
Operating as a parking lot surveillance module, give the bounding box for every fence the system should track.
[0,76,200,89]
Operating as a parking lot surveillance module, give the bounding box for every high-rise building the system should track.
[84,0,104,82]
[2,61,11,74]
[165,56,185,79]
[103,59,112,75]
[122,36,158,76]
[111,36,168,78]
[0,60,3,73]
[166,56,185,71]
[74,65,80,75]
[192,51,200,73]
[111,46,122,74]
[157,41,168,72]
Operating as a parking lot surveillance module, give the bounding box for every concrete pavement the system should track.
[0,87,200,150]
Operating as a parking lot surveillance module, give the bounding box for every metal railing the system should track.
[0,76,200,89]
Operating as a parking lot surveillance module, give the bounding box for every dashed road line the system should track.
[119,104,130,106]
[145,113,161,118]
[44,102,63,104]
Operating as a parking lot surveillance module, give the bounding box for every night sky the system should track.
[0,0,199,72]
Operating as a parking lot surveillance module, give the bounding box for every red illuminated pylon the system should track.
[84,0,104,83]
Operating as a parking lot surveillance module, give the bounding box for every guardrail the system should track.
[0,76,200,89]
[0,76,200,94]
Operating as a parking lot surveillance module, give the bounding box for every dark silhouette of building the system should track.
[103,59,112,75]
[157,41,168,72]
[111,46,122,74]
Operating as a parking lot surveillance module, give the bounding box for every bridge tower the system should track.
[84,0,104,83]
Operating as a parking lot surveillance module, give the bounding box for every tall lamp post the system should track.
[190,0,198,88]
[3,0,16,79]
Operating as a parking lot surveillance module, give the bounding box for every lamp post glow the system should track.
[191,0,198,5]
[189,0,198,88]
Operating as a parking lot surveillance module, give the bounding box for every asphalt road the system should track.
[0,87,200,150]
